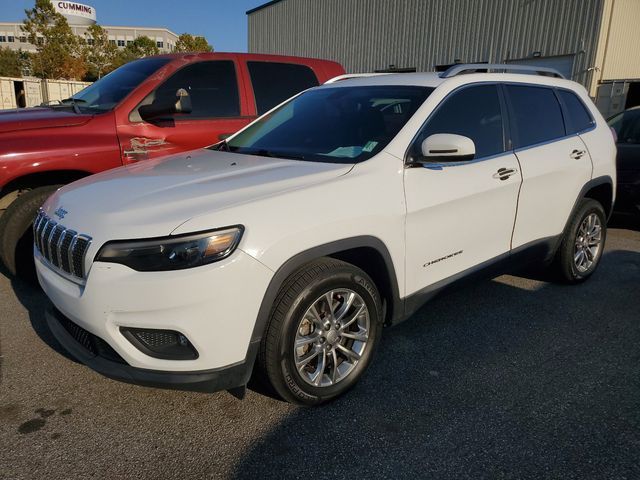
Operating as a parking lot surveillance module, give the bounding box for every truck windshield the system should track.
[224,85,434,163]
[64,57,171,113]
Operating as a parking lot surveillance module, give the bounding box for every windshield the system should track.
[65,57,171,113]
[225,85,434,163]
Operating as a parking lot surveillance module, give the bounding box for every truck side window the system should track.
[153,61,240,119]
[248,61,319,115]
[415,84,505,159]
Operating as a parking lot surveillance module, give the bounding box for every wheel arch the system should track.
[0,169,92,208]
[250,236,402,346]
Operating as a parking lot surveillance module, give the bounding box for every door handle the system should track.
[570,149,586,160]
[493,167,518,181]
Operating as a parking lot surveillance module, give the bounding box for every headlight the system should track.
[95,226,244,271]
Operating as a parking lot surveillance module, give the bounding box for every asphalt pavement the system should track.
[1,221,639,479]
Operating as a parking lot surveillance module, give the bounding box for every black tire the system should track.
[0,185,60,281]
[553,198,607,283]
[259,257,383,406]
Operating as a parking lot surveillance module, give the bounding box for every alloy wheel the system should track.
[574,213,602,273]
[294,289,370,388]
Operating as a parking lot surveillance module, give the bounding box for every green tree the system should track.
[83,24,117,80]
[174,34,213,53]
[113,36,159,68]
[21,0,85,79]
[0,47,24,77]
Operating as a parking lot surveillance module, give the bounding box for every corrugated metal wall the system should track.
[248,0,605,87]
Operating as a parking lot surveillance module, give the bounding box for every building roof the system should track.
[246,0,285,15]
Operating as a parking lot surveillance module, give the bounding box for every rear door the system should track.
[117,59,252,163]
[404,84,521,294]
[506,84,593,249]
[245,61,320,116]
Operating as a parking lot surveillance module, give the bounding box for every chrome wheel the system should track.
[294,289,370,388]
[574,213,602,273]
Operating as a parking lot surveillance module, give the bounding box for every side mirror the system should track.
[138,88,192,121]
[419,133,475,162]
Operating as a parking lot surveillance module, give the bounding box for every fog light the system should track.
[120,327,198,360]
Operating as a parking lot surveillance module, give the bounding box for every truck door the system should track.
[116,59,253,163]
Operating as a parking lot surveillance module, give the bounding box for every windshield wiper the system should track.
[60,97,87,114]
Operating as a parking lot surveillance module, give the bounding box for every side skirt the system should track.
[398,235,560,324]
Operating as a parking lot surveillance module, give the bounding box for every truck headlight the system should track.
[95,226,244,271]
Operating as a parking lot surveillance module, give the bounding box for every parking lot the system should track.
[1,221,639,479]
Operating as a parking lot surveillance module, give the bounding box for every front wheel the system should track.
[259,258,383,405]
[553,198,607,283]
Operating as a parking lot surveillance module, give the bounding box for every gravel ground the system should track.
[1,223,639,479]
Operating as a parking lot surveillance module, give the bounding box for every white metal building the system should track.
[0,1,178,54]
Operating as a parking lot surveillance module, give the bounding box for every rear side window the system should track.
[558,89,595,134]
[152,60,240,118]
[248,61,319,115]
[506,85,565,148]
[415,84,505,159]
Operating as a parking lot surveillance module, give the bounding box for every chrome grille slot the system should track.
[33,209,92,280]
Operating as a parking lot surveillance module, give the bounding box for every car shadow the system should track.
[230,249,640,479]
[1,262,78,364]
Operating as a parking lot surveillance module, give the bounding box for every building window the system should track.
[117,40,125,47]
[0,36,6,43]
[86,38,94,46]
[127,40,133,46]
[37,37,44,45]
[8,36,15,43]
[156,41,164,48]
[19,36,26,43]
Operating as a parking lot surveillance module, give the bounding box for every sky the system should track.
[0,0,268,52]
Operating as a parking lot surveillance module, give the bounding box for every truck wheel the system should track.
[553,198,607,284]
[259,258,383,405]
[0,185,60,281]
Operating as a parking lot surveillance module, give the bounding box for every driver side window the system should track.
[413,84,506,160]
[142,60,240,120]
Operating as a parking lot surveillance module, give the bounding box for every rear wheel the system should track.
[0,185,60,281]
[553,198,607,283]
[259,258,382,405]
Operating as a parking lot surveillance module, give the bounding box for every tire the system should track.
[0,185,60,281]
[259,257,383,406]
[553,198,607,284]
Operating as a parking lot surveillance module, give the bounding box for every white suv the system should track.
[35,65,616,405]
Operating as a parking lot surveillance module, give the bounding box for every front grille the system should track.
[34,210,92,280]
[56,310,126,364]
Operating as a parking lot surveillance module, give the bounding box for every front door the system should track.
[116,60,253,163]
[404,84,521,295]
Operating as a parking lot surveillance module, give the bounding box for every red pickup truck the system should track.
[0,52,344,278]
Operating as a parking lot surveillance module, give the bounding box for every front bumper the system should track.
[36,246,273,382]
[46,306,257,392]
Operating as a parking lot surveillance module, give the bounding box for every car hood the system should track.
[0,107,92,134]
[43,148,353,240]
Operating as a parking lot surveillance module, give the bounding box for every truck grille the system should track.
[33,209,92,280]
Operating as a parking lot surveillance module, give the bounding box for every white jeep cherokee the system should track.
[35,65,616,405]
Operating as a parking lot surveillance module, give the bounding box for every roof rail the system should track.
[324,73,391,84]
[440,63,565,79]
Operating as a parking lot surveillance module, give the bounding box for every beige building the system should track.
[0,22,178,54]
